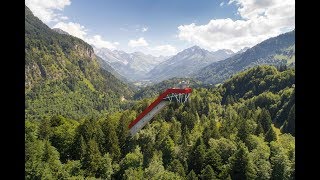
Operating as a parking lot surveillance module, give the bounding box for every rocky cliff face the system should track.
[74,44,95,59]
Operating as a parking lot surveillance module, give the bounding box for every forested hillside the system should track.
[26,65,295,179]
[25,6,133,121]
[196,30,295,85]
[133,77,202,100]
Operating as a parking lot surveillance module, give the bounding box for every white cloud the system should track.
[178,0,295,52]
[53,22,87,39]
[220,2,224,7]
[142,27,148,32]
[27,0,119,51]
[25,0,71,23]
[53,22,118,50]
[86,35,119,50]
[128,37,149,47]
[60,16,68,20]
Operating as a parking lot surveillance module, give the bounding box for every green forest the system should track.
[25,6,133,121]
[26,65,295,179]
[25,5,295,179]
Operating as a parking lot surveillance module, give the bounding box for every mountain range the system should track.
[94,47,169,81]
[146,46,234,83]
[94,29,294,86]
[195,30,295,84]
[25,1,295,97]
[95,45,235,84]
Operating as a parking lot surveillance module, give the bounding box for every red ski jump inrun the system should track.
[128,87,192,136]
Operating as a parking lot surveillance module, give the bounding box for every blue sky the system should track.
[26,0,295,56]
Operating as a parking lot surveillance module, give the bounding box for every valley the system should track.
[25,3,295,180]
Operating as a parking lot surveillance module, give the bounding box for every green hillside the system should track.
[25,6,133,120]
[26,65,295,179]
[133,77,203,100]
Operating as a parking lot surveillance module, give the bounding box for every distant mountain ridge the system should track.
[94,47,169,81]
[195,30,295,85]
[146,46,234,83]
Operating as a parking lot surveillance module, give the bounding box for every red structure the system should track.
[128,87,192,136]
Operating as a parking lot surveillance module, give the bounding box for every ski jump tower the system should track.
[128,81,192,136]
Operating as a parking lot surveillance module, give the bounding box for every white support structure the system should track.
[129,87,192,136]
[129,101,169,136]
[164,93,191,103]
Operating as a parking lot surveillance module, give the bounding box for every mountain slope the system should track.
[147,46,234,83]
[25,6,133,120]
[95,55,129,83]
[94,47,169,81]
[217,65,295,134]
[52,28,69,35]
[195,30,295,84]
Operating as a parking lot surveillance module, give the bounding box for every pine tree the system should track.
[71,134,87,160]
[117,110,135,148]
[189,138,206,174]
[230,142,256,179]
[161,136,175,167]
[118,146,143,179]
[265,127,277,143]
[203,119,219,146]
[168,159,186,177]
[169,117,182,144]
[42,140,67,179]
[270,142,291,180]
[123,167,144,180]
[255,121,264,135]
[237,118,250,145]
[205,149,222,174]
[97,153,114,179]
[282,105,295,135]
[39,118,52,140]
[82,139,102,177]
[258,109,272,133]
[165,107,175,121]
[187,170,199,180]
[101,117,121,161]
[200,165,217,180]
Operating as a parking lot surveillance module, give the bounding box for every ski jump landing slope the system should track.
[129,88,192,136]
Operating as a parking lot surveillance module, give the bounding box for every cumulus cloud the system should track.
[220,2,224,7]
[128,37,149,47]
[86,35,119,50]
[25,0,71,23]
[53,22,87,39]
[53,22,118,49]
[178,0,295,52]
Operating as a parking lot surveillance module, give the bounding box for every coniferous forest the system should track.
[25,5,295,180]
[26,65,295,179]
